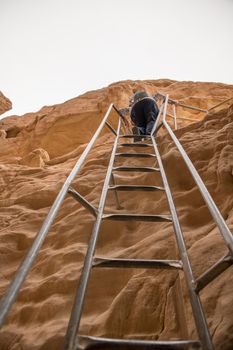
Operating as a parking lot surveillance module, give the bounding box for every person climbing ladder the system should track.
[130,90,159,136]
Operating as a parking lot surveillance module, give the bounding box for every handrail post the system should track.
[172,104,177,129]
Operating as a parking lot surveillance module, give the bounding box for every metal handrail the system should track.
[153,95,233,254]
[175,101,208,113]
[160,100,233,255]
[207,96,233,112]
[158,92,233,117]
[0,103,120,327]
[156,93,208,113]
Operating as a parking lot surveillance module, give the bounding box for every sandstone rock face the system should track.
[19,148,50,168]
[0,91,12,115]
[0,80,233,350]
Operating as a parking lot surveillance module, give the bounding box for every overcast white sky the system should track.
[1,0,233,118]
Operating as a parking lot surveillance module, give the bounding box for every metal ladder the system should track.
[0,98,232,350]
[63,98,233,350]
[62,101,210,350]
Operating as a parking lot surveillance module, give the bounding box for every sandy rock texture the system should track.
[0,79,233,350]
[0,91,12,116]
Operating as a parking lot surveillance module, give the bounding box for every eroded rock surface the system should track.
[0,91,12,115]
[0,80,233,350]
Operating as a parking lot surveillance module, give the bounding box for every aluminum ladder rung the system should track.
[113,166,160,172]
[120,134,151,139]
[115,152,156,158]
[102,213,172,222]
[75,335,201,350]
[118,143,153,148]
[93,257,183,269]
[109,185,164,192]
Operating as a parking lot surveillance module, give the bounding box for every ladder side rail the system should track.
[110,173,122,209]
[63,118,122,350]
[152,96,213,350]
[162,117,233,256]
[150,102,165,136]
[152,138,213,349]
[0,103,115,327]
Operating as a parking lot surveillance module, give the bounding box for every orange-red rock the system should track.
[0,80,233,350]
[0,91,12,116]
